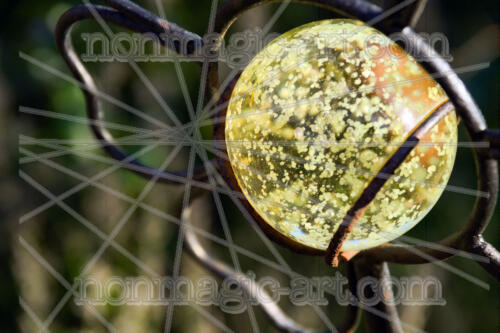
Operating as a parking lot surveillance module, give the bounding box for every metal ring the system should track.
[55,4,209,185]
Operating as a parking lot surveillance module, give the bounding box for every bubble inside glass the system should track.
[225,19,457,251]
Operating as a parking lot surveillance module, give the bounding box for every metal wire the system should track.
[55,0,499,332]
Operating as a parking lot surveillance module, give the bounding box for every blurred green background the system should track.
[1,0,499,332]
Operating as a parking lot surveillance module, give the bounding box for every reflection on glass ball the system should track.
[225,19,457,251]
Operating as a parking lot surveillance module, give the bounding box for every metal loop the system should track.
[358,29,499,274]
[102,0,203,54]
[183,195,362,333]
[55,4,209,184]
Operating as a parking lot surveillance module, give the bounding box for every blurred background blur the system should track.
[1,0,499,332]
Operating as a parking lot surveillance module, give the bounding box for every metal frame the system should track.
[55,0,499,332]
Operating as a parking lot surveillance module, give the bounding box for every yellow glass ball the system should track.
[225,19,457,251]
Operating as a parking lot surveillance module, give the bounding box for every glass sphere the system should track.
[225,19,457,251]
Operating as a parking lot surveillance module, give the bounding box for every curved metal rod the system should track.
[182,200,328,333]
[183,197,428,332]
[469,235,500,281]
[353,259,403,333]
[182,196,361,333]
[325,101,455,267]
[102,0,203,54]
[214,0,382,34]
[479,129,500,160]
[55,4,210,184]
[358,29,499,273]
[342,261,363,333]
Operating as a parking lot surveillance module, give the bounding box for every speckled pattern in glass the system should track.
[225,19,457,251]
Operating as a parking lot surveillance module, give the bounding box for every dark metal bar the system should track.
[102,0,203,54]
[215,0,382,34]
[353,259,403,333]
[478,129,500,160]
[338,262,362,333]
[325,101,455,267]
[358,29,499,269]
[55,4,210,184]
[468,235,500,281]
[183,196,332,333]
